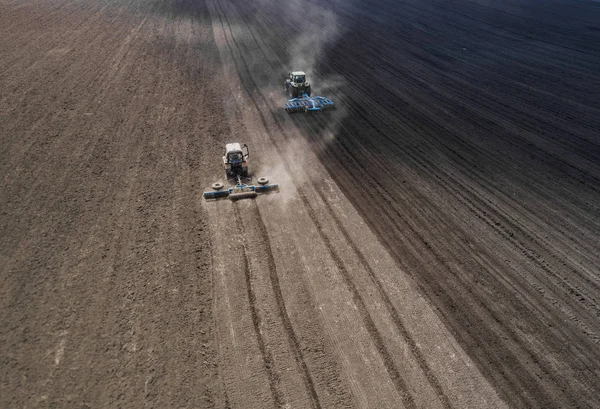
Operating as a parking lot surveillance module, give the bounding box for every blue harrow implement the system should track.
[285,94,334,114]
[203,176,279,201]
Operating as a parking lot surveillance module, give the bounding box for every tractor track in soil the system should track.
[247,204,323,409]
[227,0,600,396]
[232,202,285,408]
[214,0,417,403]
[211,2,409,406]
[211,2,455,406]
[208,1,374,406]
[212,0,600,405]
[212,2,418,406]
[209,1,503,407]
[232,200,322,409]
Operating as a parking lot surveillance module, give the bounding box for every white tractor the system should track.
[284,71,311,98]
[283,70,334,113]
[223,142,249,178]
[203,143,279,201]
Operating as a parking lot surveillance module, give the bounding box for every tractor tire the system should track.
[212,182,224,191]
[242,169,249,177]
[290,87,298,98]
[306,85,311,97]
[257,177,269,185]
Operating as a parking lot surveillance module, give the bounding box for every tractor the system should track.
[284,71,311,99]
[203,143,279,201]
[224,142,249,179]
[283,70,334,113]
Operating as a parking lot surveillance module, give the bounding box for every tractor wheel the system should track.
[257,177,269,185]
[306,85,311,97]
[290,87,298,98]
[212,182,224,191]
[242,169,249,177]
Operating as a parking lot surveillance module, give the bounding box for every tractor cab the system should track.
[289,71,306,85]
[223,143,249,178]
[285,71,311,98]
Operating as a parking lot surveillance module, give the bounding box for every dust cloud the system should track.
[249,0,351,207]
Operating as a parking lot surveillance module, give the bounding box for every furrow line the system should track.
[211,1,417,405]
[312,182,454,409]
[250,200,323,409]
[230,7,454,405]
[396,126,600,336]
[307,116,560,407]
[342,95,600,347]
[231,202,285,408]
[340,90,600,324]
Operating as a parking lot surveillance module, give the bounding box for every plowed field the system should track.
[2,0,599,407]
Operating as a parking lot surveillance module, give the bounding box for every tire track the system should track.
[311,132,559,407]
[209,227,232,409]
[322,61,600,300]
[297,189,417,409]
[313,181,454,409]
[230,10,454,407]
[231,202,285,408]
[249,200,323,409]
[211,0,600,406]
[304,96,598,406]
[225,5,469,407]
[210,0,418,406]
[208,2,354,407]
[340,93,600,338]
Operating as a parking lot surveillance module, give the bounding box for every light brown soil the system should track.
[1,0,599,408]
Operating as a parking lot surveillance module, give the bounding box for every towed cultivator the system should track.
[285,95,335,113]
[203,175,278,201]
[203,143,278,201]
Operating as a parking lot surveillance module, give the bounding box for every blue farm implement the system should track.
[285,95,335,114]
[203,177,279,201]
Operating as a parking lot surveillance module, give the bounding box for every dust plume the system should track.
[250,0,348,101]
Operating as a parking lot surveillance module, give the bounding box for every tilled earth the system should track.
[1,0,599,407]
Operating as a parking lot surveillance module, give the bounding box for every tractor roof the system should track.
[225,142,242,153]
[291,71,306,76]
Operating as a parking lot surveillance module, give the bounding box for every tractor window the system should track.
[294,75,305,83]
[229,152,242,162]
